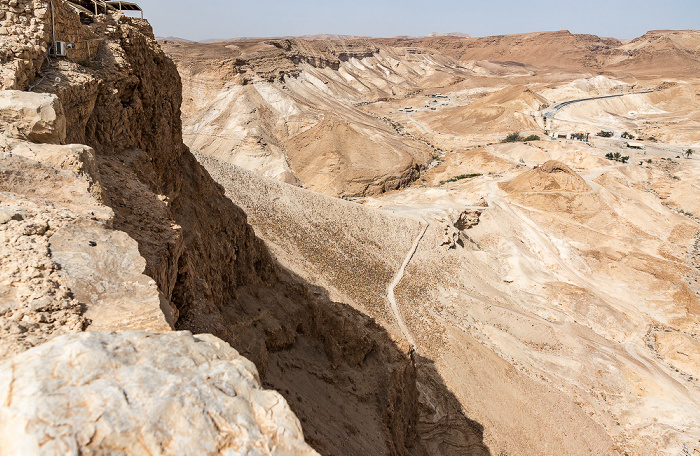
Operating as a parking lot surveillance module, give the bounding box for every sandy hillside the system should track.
[170,29,700,456]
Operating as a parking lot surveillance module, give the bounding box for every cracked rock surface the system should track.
[0,331,319,456]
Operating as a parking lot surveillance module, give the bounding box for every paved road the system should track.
[386,216,427,353]
[544,90,655,119]
[544,89,696,156]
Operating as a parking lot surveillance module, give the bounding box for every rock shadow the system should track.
[176,255,491,456]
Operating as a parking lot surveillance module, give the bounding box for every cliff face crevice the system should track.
[0,2,471,455]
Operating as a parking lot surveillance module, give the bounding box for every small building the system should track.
[626,141,645,150]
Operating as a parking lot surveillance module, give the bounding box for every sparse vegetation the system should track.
[440,173,482,185]
[502,132,540,142]
[571,132,586,140]
[502,132,523,143]
[621,131,635,139]
[605,152,629,163]
[596,130,614,138]
[685,148,694,158]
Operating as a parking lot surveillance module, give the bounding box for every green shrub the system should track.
[523,134,540,141]
[502,132,522,143]
[605,152,629,163]
[440,173,482,185]
[596,130,614,138]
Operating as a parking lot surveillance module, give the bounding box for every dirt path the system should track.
[387,216,428,352]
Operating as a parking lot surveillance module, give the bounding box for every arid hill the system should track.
[164,28,700,456]
[3,5,700,455]
[380,29,700,76]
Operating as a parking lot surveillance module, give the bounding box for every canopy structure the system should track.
[67,0,143,19]
[105,1,143,17]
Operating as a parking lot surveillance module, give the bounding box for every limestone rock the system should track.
[0,331,320,456]
[0,90,66,144]
[441,223,461,249]
[3,137,100,179]
[49,219,174,331]
[0,191,90,360]
[0,206,25,224]
[454,209,481,230]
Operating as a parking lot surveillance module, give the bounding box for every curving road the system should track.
[544,90,655,120]
[386,217,428,353]
[544,89,697,156]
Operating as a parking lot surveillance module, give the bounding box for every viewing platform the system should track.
[67,0,143,19]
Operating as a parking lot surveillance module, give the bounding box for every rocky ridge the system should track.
[163,38,462,197]
[0,1,473,454]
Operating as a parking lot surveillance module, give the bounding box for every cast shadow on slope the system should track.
[196,261,492,456]
[89,138,489,455]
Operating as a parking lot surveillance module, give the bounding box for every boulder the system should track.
[454,210,481,230]
[0,90,66,144]
[0,331,319,456]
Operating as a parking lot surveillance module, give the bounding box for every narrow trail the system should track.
[387,216,428,353]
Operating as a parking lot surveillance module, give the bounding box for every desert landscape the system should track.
[1,0,699,455]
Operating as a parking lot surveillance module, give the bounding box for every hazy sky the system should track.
[140,0,699,41]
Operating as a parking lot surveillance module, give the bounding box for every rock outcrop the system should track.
[500,160,591,193]
[0,91,66,143]
[454,209,481,230]
[0,331,319,456]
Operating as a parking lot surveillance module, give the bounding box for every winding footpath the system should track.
[387,217,428,353]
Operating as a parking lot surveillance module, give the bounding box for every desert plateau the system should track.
[1,0,699,455]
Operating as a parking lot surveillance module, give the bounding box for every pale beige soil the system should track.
[168,30,700,455]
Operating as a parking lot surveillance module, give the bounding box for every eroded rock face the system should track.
[1,4,424,455]
[163,39,434,198]
[0,331,320,456]
[0,91,66,144]
[454,210,481,230]
[0,90,170,357]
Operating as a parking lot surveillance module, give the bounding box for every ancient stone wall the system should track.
[0,0,104,90]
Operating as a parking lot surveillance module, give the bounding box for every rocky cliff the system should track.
[0,1,469,454]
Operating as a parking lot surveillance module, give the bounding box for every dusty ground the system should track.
[171,30,700,456]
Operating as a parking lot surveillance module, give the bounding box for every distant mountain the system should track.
[288,34,375,40]
[426,32,472,38]
[156,36,193,42]
[378,29,700,76]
